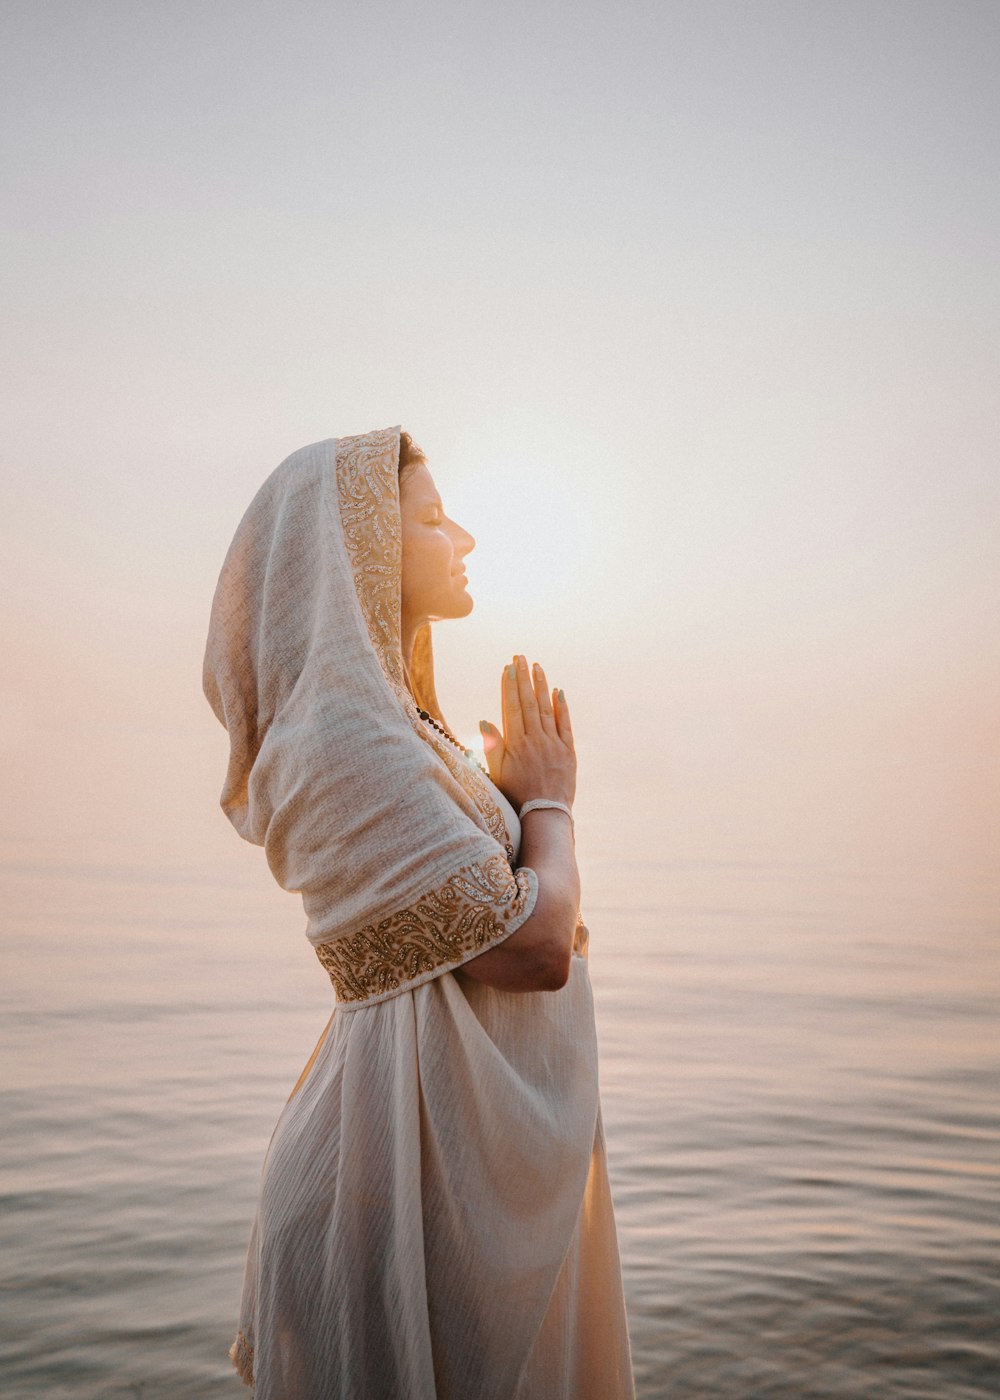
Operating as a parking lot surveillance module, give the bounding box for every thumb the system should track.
[478,720,504,780]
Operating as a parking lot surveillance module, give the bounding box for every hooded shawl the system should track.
[203,425,538,1007]
[203,426,635,1399]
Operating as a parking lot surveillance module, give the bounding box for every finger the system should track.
[514,653,541,735]
[533,661,557,733]
[554,686,574,746]
[501,662,525,745]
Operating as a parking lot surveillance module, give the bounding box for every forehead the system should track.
[400,461,441,508]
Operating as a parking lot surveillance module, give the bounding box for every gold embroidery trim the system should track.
[314,853,536,1006]
[412,714,516,863]
[334,426,405,690]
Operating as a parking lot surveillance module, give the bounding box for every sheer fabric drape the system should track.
[231,926,634,1398]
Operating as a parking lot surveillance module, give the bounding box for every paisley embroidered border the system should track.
[412,715,516,864]
[314,852,537,1008]
[334,426,405,689]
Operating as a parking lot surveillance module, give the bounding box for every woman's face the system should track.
[399,461,476,626]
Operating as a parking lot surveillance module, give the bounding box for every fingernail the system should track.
[557,688,565,701]
[506,663,516,679]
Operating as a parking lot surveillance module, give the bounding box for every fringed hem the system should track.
[229,1329,254,1389]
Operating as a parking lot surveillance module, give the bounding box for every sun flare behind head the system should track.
[442,451,611,617]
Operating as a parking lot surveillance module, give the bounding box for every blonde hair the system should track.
[398,430,426,483]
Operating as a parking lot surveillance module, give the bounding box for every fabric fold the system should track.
[232,951,606,1399]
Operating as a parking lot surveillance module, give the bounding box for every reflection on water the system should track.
[596,858,999,1398]
[1,805,997,1397]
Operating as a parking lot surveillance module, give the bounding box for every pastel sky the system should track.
[2,1,997,880]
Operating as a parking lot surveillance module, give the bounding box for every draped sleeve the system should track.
[312,852,537,1009]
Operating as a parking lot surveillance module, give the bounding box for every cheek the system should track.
[426,533,455,590]
[401,530,452,600]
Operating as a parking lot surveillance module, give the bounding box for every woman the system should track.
[203,425,635,1399]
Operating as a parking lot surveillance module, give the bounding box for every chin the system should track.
[451,586,474,617]
[429,589,474,624]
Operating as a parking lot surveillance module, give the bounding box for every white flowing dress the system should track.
[230,783,635,1400]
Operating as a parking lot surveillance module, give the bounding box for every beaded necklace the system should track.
[416,706,490,778]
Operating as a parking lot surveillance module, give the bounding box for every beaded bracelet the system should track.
[518,798,574,825]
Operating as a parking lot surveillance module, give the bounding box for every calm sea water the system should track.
[2,785,998,1398]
